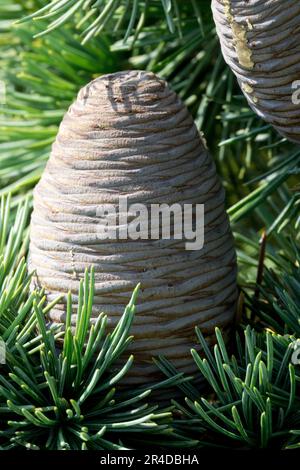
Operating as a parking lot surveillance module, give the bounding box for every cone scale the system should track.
[29,70,237,383]
[212,0,300,142]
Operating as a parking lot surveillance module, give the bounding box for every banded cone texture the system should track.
[212,0,300,143]
[29,70,237,384]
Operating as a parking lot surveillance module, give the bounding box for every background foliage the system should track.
[0,0,299,449]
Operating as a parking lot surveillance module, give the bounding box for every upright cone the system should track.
[212,0,300,143]
[29,70,237,383]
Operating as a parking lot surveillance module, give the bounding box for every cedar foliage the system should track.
[0,0,299,449]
